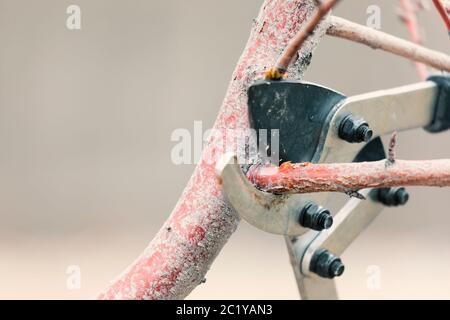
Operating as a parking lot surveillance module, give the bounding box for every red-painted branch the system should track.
[99,0,329,300]
[268,0,340,79]
[433,0,450,33]
[247,160,450,195]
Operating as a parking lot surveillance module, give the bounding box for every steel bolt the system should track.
[338,114,373,143]
[375,187,409,207]
[299,202,333,231]
[309,249,345,279]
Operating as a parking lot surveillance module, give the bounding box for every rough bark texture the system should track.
[247,160,450,195]
[272,0,339,77]
[99,0,328,300]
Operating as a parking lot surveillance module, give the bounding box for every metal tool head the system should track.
[219,77,447,299]
[248,79,346,163]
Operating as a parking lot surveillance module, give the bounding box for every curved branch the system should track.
[99,0,328,300]
[327,16,450,73]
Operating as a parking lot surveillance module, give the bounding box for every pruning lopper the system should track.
[216,74,450,299]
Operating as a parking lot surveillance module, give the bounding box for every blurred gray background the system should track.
[0,0,449,299]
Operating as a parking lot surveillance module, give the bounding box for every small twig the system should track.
[247,159,450,195]
[433,0,450,34]
[327,16,450,73]
[266,0,341,80]
[386,131,398,167]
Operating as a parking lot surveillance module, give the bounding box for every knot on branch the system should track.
[386,131,398,168]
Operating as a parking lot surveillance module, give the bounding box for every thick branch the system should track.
[99,0,327,300]
[247,160,450,195]
[327,16,450,73]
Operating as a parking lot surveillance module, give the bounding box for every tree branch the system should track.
[99,0,328,300]
[100,2,450,300]
[327,16,450,73]
[266,0,341,79]
[433,0,450,33]
[247,159,450,195]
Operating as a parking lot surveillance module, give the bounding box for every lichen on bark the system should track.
[99,0,330,300]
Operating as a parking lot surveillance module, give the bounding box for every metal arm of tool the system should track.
[289,78,443,300]
[287,79,442,300]
[315,80,438,164]
[216,153,319,236]
[288,190,384,299]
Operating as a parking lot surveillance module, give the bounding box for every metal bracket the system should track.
[216,153,315,236]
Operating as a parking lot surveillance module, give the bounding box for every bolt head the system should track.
[299,203,333,231]
[322,215,333,230]
[375,187,409,206]
[394,188,409,205]
[357,125,373,142]
[338,114,373,144]
[309,249,345,279]
[330,260,345,277]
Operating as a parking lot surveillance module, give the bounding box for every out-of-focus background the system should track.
[0,0,449,299]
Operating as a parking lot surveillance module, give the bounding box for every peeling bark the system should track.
[99,0,329,300]
[247,160,450,195]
